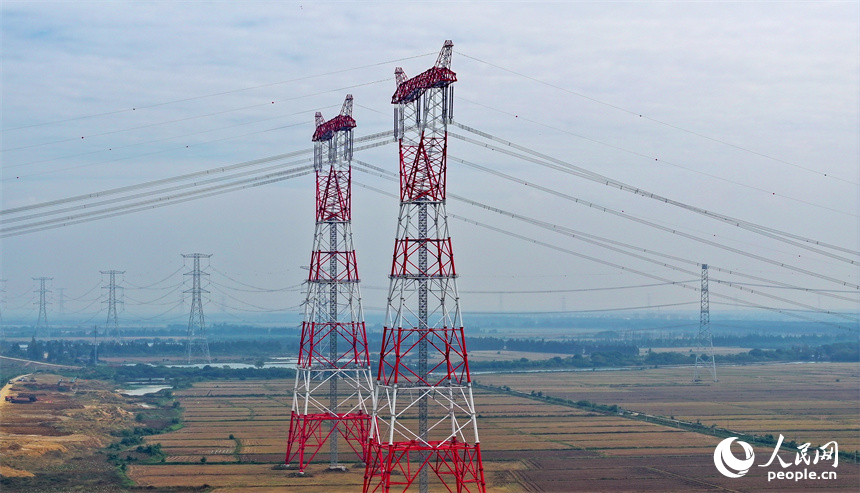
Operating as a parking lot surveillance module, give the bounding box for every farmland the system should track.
[127,362,860,492]
[477,362,860,452]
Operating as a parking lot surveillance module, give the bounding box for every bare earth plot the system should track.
[0,373,138,491]
[129,365,859,492]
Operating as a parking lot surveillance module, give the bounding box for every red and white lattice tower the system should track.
[363,40,487,493]
[285,95,373,473]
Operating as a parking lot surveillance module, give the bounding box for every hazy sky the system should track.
[1,1,858,328]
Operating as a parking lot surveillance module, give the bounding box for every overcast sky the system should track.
[1,1,858,328]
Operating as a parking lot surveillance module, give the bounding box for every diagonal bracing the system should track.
[285,95,374,473]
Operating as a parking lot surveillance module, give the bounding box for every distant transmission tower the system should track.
[183,254,212,364]
[92,325,99,365]
[55,287,66,322]
[364,41,486,493]
[101,271,125,339]
[285,95,373,473]
[33,277,53,339]
[694,264,717,382]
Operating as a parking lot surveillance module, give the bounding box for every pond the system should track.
[117,385,173,396]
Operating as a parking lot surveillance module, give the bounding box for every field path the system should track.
[644,466,745,493]
[0,355,80,370]
[0,373,30,409]
[510,470,542,492]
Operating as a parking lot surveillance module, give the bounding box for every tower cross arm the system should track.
[312,95,356,142]
[391,67,457,104]
[391,41,457,104]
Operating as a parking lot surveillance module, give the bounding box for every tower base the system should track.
[363,438,486,493]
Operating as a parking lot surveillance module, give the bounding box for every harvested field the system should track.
[468,350,576,362]
[477,362,860,452]
[128,366,860,491]
[638,346,753,356]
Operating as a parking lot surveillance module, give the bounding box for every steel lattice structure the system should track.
[183,253,212,364]
[285,95,373,473]
[33,277,53,338]
[363,41,487,493]
[694,264,717,382]
[101,270,124,339]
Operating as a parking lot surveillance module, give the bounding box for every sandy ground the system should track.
[0,374,35,478]
[0,372,137,482]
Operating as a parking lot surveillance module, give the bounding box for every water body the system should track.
[117,385,173,396]
[160,357,298,370]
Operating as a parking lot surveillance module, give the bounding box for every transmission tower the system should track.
[92,325,99,365]
[364,41,486,493]
[101,270,125,339]
[694,264,717,382]
[183,254,212,364]
[285,95,373,473]
[55,287,66,322]
[33,277,53,339]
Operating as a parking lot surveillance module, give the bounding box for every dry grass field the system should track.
[128,363,860,492]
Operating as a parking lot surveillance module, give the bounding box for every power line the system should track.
[124,282,185,306]
[354,164,857,319]
[352,178,857,331]
[3,159,314,227]
[63,295,104,315]
[0,168,312,237]
[3,150,305,215]
[460,281,696,295]
[352,164,857,324]
[3,129,392,216]
[354,157,858,292]
[124,300,186,323]
[448,178,860,305]
[1,165,314,237]
[455,51,858,186]
[468,302,700,315]
[454,212,858,332]
[65,280,104,301]
[457,96,857,218]
[450,122,859,260]
[209,267,303,292]
[445,186,860,321]
[3,51,435,132]
[442,153,859,288]
[5,104,339,172]
[2,78,390,152]
[3,121,310,182]
[1,132,394,237]
[125,266,186,289]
